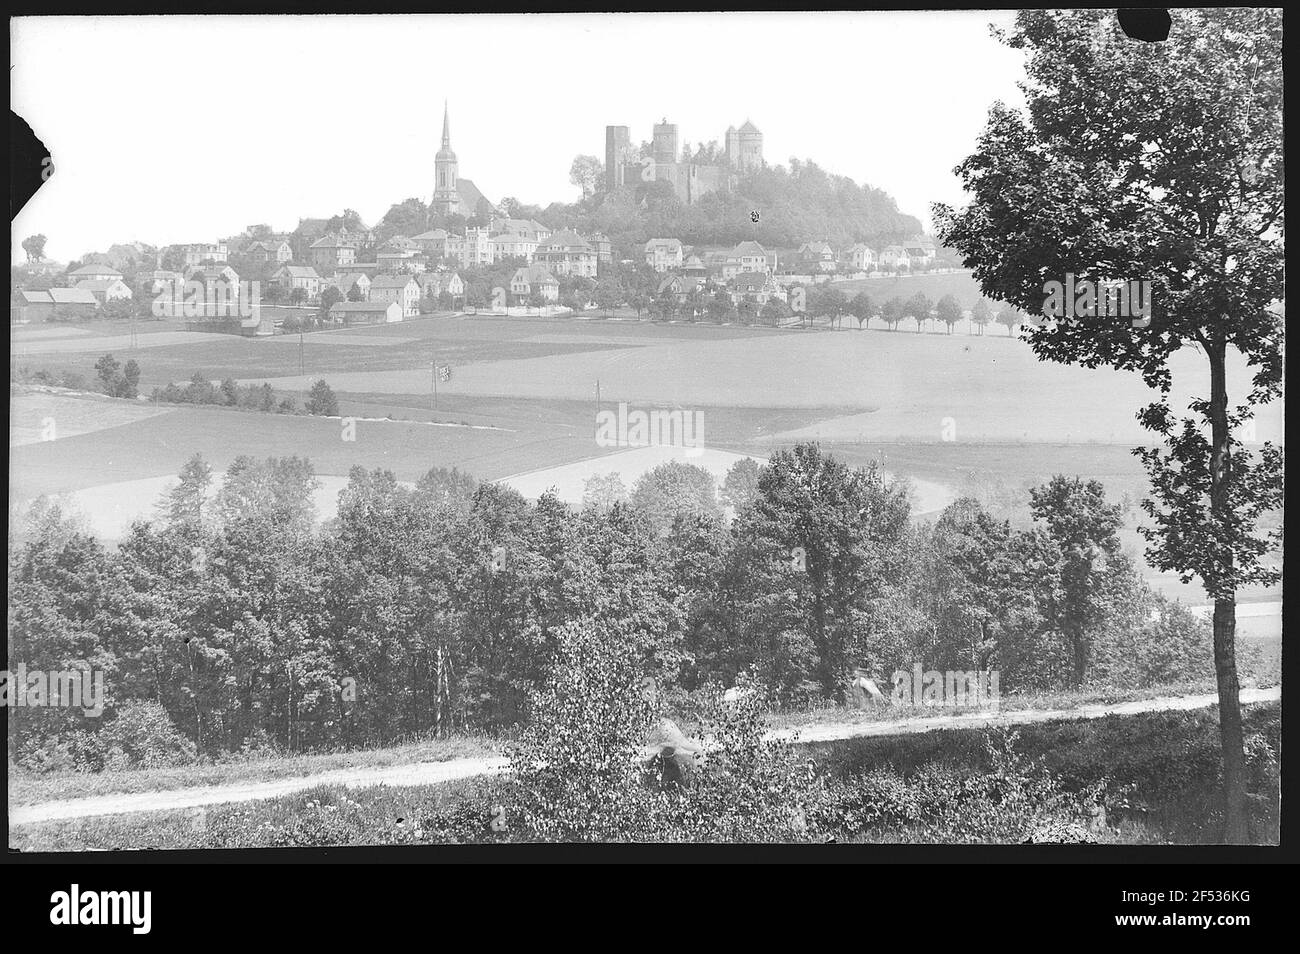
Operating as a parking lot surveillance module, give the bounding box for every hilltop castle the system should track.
[605,117,764,205]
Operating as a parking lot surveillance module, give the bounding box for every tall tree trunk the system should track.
[1208,342,1249,843]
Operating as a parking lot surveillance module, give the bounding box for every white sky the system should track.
[11,12,1026,264]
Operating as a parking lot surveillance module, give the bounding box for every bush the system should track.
[305,379,339,416]
[816,729,1097,844]
[504,621,824,842]
[96,701,196,769]
[12,701,194,773]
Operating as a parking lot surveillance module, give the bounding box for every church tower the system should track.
[432,101,460,216]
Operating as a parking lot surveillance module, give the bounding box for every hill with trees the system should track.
[509,159,923,255]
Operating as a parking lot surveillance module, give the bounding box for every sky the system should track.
[11,12,1027,264]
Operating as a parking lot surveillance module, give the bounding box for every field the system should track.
[9,312,1283,614]
[9,389,173,447]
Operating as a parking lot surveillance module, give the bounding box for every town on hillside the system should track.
[13,103,956,333]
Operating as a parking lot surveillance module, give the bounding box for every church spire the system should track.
[433,99,459,214]
[436,100,457,163]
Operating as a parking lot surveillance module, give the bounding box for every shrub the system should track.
[817,729,1099,844]
[11,701,194,773]
[504,621,824,842]
[96,701,196,769]
[305,379,339,416]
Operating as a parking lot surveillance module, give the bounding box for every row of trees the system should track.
[149,371,339,417]
[10,444,1214,768]
[792,286,1031,333]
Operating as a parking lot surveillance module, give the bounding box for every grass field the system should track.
[10,313,1282,608]
[9,389,173,447]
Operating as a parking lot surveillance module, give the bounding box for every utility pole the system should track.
[299,329,304,374]
[432,356,438,412]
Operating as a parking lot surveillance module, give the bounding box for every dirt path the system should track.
[9,687,1279,827]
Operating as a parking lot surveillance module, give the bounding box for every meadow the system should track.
[10,311,1283,614]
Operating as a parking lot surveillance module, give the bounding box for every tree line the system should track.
[9,444,1217,770]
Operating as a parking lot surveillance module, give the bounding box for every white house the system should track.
[841,243,876,273]
[733,241,769,274]
[369,275,421,317]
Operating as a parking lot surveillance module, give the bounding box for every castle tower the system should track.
[736,119,763,173]
[605,125,631,192]
[652,118,679,165]
[432,101,460,216]
[725,125,740,166]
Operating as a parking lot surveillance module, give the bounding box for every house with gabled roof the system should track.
[272,264,322,298]
[185,264,241,285]
[247,240,293,264]
[903,236,937,267]
[309,235,357,271]
[644,238,684,272]
[841,243,876,273]
[656,274,705,301]
[332,272,371,300]
[797,241,837,273]
[729,272,785,306]
[879,245,910,271]
[509,264,559,303]
[732,241,769,274]
[537,230,597,278]
[76,278,133,303]
[369,274,421,316]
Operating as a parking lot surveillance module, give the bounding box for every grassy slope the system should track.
[10,679,1278,809]
[10,700,1280,849]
